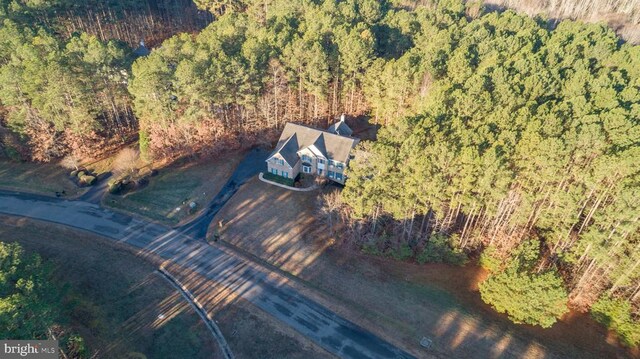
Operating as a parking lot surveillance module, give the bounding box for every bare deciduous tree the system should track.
[60,154,81,171]
[317,190,344,235]
[113,147,140,177]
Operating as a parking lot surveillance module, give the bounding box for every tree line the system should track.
[481,0,640,44]
[0,0,212,161]
[1,0,212,47]
[0,21,134,161]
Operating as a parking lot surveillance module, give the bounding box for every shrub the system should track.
[362,242,381,256]
[479,239,569,328]
[79,175,96,186]
[64,334,88,358]
[389,243,413,261]
[70,170,78,177]
[263,172,295,187]
[60,155,80,171]
[113,148,140,176]
[76,171,86,178]
[108,180,122,194]
[479,246,502,272]
[479,269,569,328]
[417,234,467,265]
[139,130,150,160]
[591,296,640,347]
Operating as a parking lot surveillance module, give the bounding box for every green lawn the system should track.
[104,152,244,225]
[0,159,83,197]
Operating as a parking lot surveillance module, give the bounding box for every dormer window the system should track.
[301,154,312,163]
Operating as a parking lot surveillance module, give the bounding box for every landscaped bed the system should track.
[261,171,319,191]
[262,171,296,186]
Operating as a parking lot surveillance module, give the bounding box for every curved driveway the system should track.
[0,152,416,359]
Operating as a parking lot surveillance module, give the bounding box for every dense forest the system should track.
[0,0,212,161]
[337,1,640,345]
[0,0,639,347]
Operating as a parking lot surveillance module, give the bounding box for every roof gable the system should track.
[273,123,358,163]
[306,144,326,158]
[268,133,299,167]
[327,121,353,137]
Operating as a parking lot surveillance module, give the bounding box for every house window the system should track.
[318,168,323,176]
[271,168,278,175]
[302,165,311,174]
[336,162,344,169]
[282,171,289,178]
[328,160,335,167]
[301,154,311,163]
[335,172,343,181]
[317,158,325,164]
[328,171,335,179]
[278,159,285,166]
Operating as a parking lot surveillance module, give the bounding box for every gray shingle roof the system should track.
[133,45,150,57]
[274,134,300,167]
[327,121,353,137]
[268,123,358,166]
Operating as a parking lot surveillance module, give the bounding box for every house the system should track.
[266,118,358,184]
[133,40,150,57]
[327,114,353,137]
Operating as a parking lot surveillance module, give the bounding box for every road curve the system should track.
[0,189,417,359]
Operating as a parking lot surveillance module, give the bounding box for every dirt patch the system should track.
[212,179,638,359]
[0,215,221,359]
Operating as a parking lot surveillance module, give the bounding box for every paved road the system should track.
[0,152,416,359]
